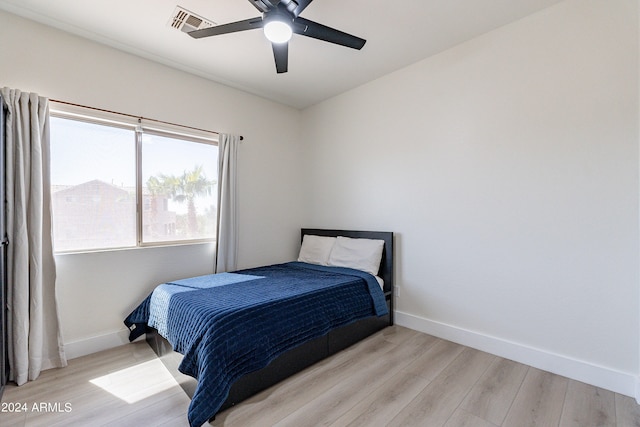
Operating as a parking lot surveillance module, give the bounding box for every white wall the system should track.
[302,0,639,396]
[3,0,640,399]
[1,10,306,357]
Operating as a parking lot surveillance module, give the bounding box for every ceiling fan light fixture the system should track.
[263,20,292,43]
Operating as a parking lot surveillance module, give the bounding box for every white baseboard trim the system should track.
[63,329,132,360]
[395,310,636,397]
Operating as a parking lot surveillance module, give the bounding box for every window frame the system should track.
[49,102,219,253]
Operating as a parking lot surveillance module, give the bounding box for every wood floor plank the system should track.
[378,324,424,344]
[615,394,640,427]
[212,329,406,426]
[102,390,192,427]
[1,341,181,427]
[24,388,124,427]
[402,338,466,381]
[387,347,495,427]
[329,372,432,427]
[2,341,156,403]
[2,326,639,427]
[37,379,186,427]
[272,331,439,427]
[157,413,192,427]
[0,406,27,427]
[444,410,500,427]
[459,357,529,425]
[559,380,615,427]
[502,367,568,427]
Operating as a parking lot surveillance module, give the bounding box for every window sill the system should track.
[54,240,215,256]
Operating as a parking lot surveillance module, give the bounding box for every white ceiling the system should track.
[0,0,564,109]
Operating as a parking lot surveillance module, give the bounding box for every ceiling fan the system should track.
[188,0,366,74]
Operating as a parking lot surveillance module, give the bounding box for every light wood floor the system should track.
[2,326,640,426]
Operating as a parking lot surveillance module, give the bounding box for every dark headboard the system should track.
[301,228,394,296]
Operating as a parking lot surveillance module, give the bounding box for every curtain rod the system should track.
[49,99,244,141]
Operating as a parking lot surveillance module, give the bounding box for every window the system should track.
[50,106,218,252]
[141,132,217,243]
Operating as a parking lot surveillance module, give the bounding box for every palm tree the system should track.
[174,165,215,236]
[146,165,216,237]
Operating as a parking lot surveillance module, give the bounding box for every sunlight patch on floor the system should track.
[89,358,179,404]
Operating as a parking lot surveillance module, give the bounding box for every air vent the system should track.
[169,6,215,33]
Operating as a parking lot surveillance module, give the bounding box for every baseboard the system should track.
[395,310,636,397]
[63,329,132,360]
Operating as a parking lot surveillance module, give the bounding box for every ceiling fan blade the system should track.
[293,17,366,50]
[248,0,280,13]
[272,42,289,73]
[291,0,314,17]
[188,17,263,39]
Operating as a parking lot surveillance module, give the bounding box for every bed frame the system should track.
[146,228,394,416]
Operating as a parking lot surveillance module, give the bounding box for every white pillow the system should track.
[327,236,384,276]
[297,235,336,265]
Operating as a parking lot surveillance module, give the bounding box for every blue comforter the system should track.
[124,262,388,427]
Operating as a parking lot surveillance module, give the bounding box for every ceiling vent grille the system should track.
[169,6,215,33]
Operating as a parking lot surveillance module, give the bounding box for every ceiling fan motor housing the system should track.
[188,0,365,74]
[251,0,300,14]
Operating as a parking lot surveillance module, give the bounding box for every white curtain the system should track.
[2,87,66,385]
[215,134,240,273]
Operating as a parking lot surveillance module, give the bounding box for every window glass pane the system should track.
[50,117,136,251]
[141,133,217,243]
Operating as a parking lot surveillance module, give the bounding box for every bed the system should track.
[124,228,394,427]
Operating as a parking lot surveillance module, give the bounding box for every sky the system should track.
[50,116,218,187]
[49,116,218,213]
